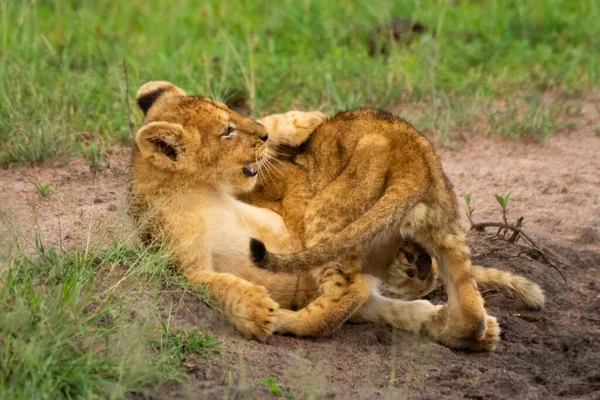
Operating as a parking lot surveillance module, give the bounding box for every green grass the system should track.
[0,239,219,399]
[1,0,599,164]
[28,179,53,198]
[255,377,295,398]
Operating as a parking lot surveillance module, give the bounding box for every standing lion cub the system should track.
[250,108,502,350]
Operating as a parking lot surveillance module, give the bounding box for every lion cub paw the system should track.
[259,111,326,148]
[230,286,279,342]
[465,315,501,352]
[430,306,501,352]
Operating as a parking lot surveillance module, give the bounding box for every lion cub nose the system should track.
[259,134,268,142]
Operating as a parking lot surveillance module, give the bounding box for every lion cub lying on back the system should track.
[130,81,440,341]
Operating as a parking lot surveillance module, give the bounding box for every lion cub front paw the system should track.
[284,111,327,147]
[261,111,327,148]
[230,286,279,342]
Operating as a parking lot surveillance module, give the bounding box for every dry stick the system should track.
[508,216,524,243]
[471,221,568,283]
[123,61,135,138]
[504,250,535,260]
[472,247,503,259]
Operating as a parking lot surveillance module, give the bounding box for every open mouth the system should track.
[242,164,258,177]
[243,152,268,178]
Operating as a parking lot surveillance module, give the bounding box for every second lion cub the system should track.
[252,109,500,350]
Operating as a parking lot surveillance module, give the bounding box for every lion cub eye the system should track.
[221,126,235,138]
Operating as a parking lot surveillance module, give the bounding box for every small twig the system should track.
[495,226,503,236]
[508,216,524,243]
[123,61,134,138]
[503,249,533,259]
[472,248,503,259]
[471,221,567,283]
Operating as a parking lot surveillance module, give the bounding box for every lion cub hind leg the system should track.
[276,260,370,336]
[351,277,497,351]
[187,270,279,341]
[350,277,442,334]
[425,230,500,351]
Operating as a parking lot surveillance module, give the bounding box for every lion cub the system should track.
[254,112,544,312]
[129,82,381,340]
[251,109,501,350]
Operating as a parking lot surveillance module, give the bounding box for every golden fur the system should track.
[129,82,420,341]
[129,81,542,348]
[248,108,505,350]
[254,111,544,316]
[384,242,544,310]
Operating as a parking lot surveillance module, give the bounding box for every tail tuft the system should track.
[473,265,545,310]
[250,238,268,267]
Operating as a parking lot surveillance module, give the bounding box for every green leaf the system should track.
[494,194,505,207]
[464,194,471,206]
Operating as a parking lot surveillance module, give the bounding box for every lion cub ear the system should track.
[136,121,188,171]
[136,81,187,115]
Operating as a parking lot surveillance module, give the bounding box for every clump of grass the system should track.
[28,179,52,198]
[152,324,221,365]
[0,239,216,399]
[487,96,557,140]
[81,140,109,171]
[255,377,294,398]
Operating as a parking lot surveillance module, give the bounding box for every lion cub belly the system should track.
[199,194,294,272]
[233,200,295,254]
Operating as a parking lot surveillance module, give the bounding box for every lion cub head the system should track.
[133,81,269,194]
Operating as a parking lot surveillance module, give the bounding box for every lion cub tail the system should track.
[472,265,545,310]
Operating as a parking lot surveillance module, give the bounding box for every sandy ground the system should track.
[0,103,599,399]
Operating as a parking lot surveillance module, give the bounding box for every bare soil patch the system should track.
[1,111,598,399]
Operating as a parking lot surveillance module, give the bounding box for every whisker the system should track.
[268,156,287,169]
[264,154,286,173]
[262,158,278,184]
[261,167,275,190]
[257,151,276,190]
[262,154,282,178]
[267,148,288,157]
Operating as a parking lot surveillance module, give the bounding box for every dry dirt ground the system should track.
[1,106,599,399]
